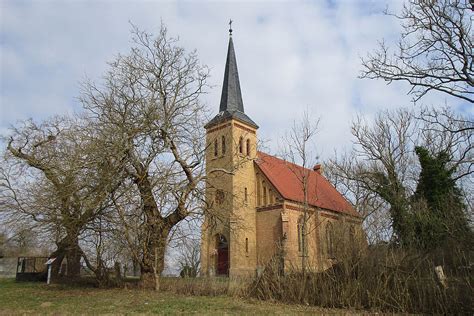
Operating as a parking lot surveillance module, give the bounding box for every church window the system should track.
[214,139,218,157]
[246,139,250,156]
[297,216,304,252]
[349,225,356,244]
[215,190,224,205]
[349,225,355,238]
[326,222,334,258]
[221,136,226,155]
[239,136,243,154]
[256,180,261,206]
[263,183,267,205]
[245,238,249,253]
[244,187,248,203]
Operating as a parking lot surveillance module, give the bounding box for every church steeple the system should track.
[205,25,258,129]
[219,31,244,113]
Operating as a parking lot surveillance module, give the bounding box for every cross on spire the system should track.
[229,19,233,36]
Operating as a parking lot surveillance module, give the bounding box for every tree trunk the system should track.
[49,235,82,280]
[66,238,82,277]
[49,244,67,279]
[139,233,168,290]
[95,260,110,288]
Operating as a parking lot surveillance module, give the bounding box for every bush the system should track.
[179,266,197,278]
[248,247,473,314]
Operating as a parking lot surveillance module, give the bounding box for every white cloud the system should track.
[0,0,465,157]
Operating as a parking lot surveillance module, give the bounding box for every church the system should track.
[200,29,363,277]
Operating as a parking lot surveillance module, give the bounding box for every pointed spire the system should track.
[205,23,258,129]
[219,29,244,113]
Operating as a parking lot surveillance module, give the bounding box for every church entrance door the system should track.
[216,234,229,276]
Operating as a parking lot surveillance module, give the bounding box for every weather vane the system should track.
[229,19,233,36]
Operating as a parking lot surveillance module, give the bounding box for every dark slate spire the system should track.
[219,35,244,112]
[205,25,258,129]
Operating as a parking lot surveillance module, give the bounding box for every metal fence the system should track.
[15,257,48,282]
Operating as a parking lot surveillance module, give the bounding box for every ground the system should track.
[0,278,346,315]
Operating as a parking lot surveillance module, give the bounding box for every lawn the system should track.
[0,278,342,315]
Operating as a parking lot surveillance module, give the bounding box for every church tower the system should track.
[200,26,258,277]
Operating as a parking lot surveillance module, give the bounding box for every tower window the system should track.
[239,136,243,154]
[244,187,248,203]
[214,139,218,157]
[221,136,226,155]
[246,139,250,156]
[245,238,249,253]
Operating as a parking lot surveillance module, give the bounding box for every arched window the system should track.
[262,183,267,205]
[326,222,334,258]
[246,139,250,156]
[349,225,355,240]
[221,136,226,155]
[349,225,356,250]
[239,136,243,154]
[256,180,261,206]
[297,216,304,252]
[214,139,218,157]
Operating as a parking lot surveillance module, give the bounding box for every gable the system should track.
[255,152,359,217]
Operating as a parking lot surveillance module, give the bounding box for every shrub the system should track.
[248,247,473,314]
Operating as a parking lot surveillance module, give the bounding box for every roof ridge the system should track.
[257,151,319,175]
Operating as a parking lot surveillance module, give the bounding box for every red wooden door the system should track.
[216,234,229,276]
[217,247,229,275]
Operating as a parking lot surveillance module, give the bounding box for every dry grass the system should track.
[248,247,474,314]
[159,276,248,296]
[0,278,351,315]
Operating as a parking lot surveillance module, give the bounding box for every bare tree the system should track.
[329,107,472,246]
[418,106,473,180]
[80,24,209,290]
[280,110,320,274]
[325,159,392,244]
[1,117,121,278]
[329,109,418,245]
[361,0,473,103]
[176,237,200,277]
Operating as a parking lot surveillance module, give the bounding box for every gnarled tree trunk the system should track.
[49,234,82,280]
[139,229,169,290]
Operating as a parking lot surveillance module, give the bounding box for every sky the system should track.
[1,0,472,275]
[0,0,468,160]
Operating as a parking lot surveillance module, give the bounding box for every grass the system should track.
[0,278,345,315]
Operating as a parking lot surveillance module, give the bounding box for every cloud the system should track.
[0,0,465,157]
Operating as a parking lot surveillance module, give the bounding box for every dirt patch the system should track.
[40,302,52,308]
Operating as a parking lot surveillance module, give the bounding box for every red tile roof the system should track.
[256,152,359,217]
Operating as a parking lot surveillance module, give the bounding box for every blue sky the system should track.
[0,0,466,158]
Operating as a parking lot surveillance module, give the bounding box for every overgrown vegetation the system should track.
[249,247,473,314]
